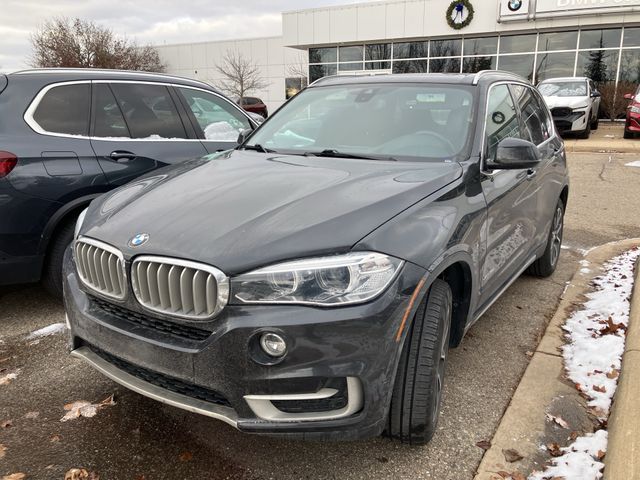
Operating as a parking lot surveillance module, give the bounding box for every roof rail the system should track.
[472,69,529,85]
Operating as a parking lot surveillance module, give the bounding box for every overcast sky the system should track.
[0,0,371,71]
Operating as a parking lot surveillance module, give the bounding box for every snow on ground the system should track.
[530,247,639,480]
[26,322,66,340]
[529,430,608,480]
[625,161,640,168]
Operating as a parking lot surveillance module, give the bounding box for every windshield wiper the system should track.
[242,144,277,153]
[303,149,396,161]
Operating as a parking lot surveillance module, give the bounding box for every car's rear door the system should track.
[90,81,207,186]
[477,82,540,309]
[173,86,254,154]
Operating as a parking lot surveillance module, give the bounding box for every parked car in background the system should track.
[238,96,268,118]
[65,71,568,444]
[623,85,640,138]
[538,77,601,139]
[0,68,256,297]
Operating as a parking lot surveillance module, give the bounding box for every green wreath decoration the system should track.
[446,0,474,30]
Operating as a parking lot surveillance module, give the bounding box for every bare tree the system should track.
[215,50,268,100]
[30,17,165,72]
[287,52,309,83]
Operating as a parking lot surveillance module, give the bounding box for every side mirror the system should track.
[486,137,541,170]
[591,91,601,98]
[237,129,252,145]
[624,93,635,100]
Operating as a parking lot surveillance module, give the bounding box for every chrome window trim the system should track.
[131,255,229,321]
[23,80,254,141]
[74,236,128,301]
[479,80,559,177]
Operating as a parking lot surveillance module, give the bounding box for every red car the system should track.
[624,87,640,138]
[238,96,268,118]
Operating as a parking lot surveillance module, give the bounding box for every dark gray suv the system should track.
[64,71,568,444]
[0,68,256,296]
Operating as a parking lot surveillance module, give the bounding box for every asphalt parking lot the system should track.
[2,152,640,480]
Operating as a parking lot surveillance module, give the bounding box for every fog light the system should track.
[260,332,287,358]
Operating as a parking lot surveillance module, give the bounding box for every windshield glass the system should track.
[245,84,475,161]
[538,81,587,97]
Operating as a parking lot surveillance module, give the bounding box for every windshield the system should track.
[538,81,588,97]
[245,84,475,161]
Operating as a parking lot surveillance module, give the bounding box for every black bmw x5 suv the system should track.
[65,71,568,444]
[0,68,256,296]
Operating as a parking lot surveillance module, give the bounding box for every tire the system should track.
[624,128,634,139]
[41,219,76,299]
[387,279,452,445]
[527,198,564,278]
[577,113,591,139]
[591,112,599,130]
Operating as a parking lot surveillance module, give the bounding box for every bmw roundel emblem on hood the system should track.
[507,0,523,11]
[129,233,150,247]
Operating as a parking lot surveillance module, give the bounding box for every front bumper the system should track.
[63,247,426,440]
[551,108,588,133]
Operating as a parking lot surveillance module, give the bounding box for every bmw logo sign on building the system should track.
[500,0,530,18]
[129,233,150,247]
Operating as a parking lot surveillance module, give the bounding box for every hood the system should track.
[542,95,589,110]
[82,150,462,274]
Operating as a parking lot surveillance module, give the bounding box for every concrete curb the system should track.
[474,239,640,480]
[564,142,640,154]
[604,256,640,479]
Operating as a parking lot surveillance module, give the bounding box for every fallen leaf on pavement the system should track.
[599,317,626,335]
[596,450,606,460]
[593,385,606,393]
[61,395,115,422]
[2,474,26,480]
[476,440,491,450]
[50,434,61,443]
[1,420,12,428]
[546,442,563,457]
[179,451,193,462]
[496,472,511,478]
[24,411,39,419]
[607,370,619,379]
[0,444,6,459]
[545,413,569,429]
[0,372,18,385]
[64,468,99,480]
[502,448,524,463]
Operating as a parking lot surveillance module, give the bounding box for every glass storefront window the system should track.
[309,48,337,64]
[430,58,461,73]
[538,31,578,51]
[579,29,622,50]
[366,61,391,70]
[430,39,462,57]
[623,27,640,47]
[463,37,498,56]
[535,52,576,81]
[393,41,428,59]
[338,62,363,71]
[498,54,535,81]
[462,56,496,73]
[576,50,619,83]
[339,46,363,62]
[365,44,391,61]
[499,34,537,54]
[309,64,337,83]
[619,49,640,83]
[392,60,428,74]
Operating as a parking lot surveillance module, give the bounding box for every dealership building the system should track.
[156,0,640,111]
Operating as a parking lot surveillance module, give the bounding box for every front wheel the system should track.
[527,198,564,278]
[42,218,76,299]
[591,112,599,130]
[577,114,591,139]
[387,279,452,445]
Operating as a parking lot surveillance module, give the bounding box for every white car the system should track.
[538,77,601,139]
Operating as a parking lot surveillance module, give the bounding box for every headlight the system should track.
[630,106,640,114]
[231,252,404,306]
[74,208,88,239]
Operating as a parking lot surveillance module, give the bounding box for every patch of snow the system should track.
[580,260,590,267]
[625,161,640,168]
[26,322,66,340]
[529,430,607,480]
[563,247,639,416]
[0,371,19,385]
[561,243,595,256]
[580,268,591,274]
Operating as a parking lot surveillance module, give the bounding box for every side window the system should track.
[484,84,524,161]
[32,84,90,136]
[510,84,551,145]
[109,83,186,139]
[93,84,130,138]
[178,87,251,141]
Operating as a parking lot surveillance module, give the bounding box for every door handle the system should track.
[527,168,537,179]
[109,151,136,161]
